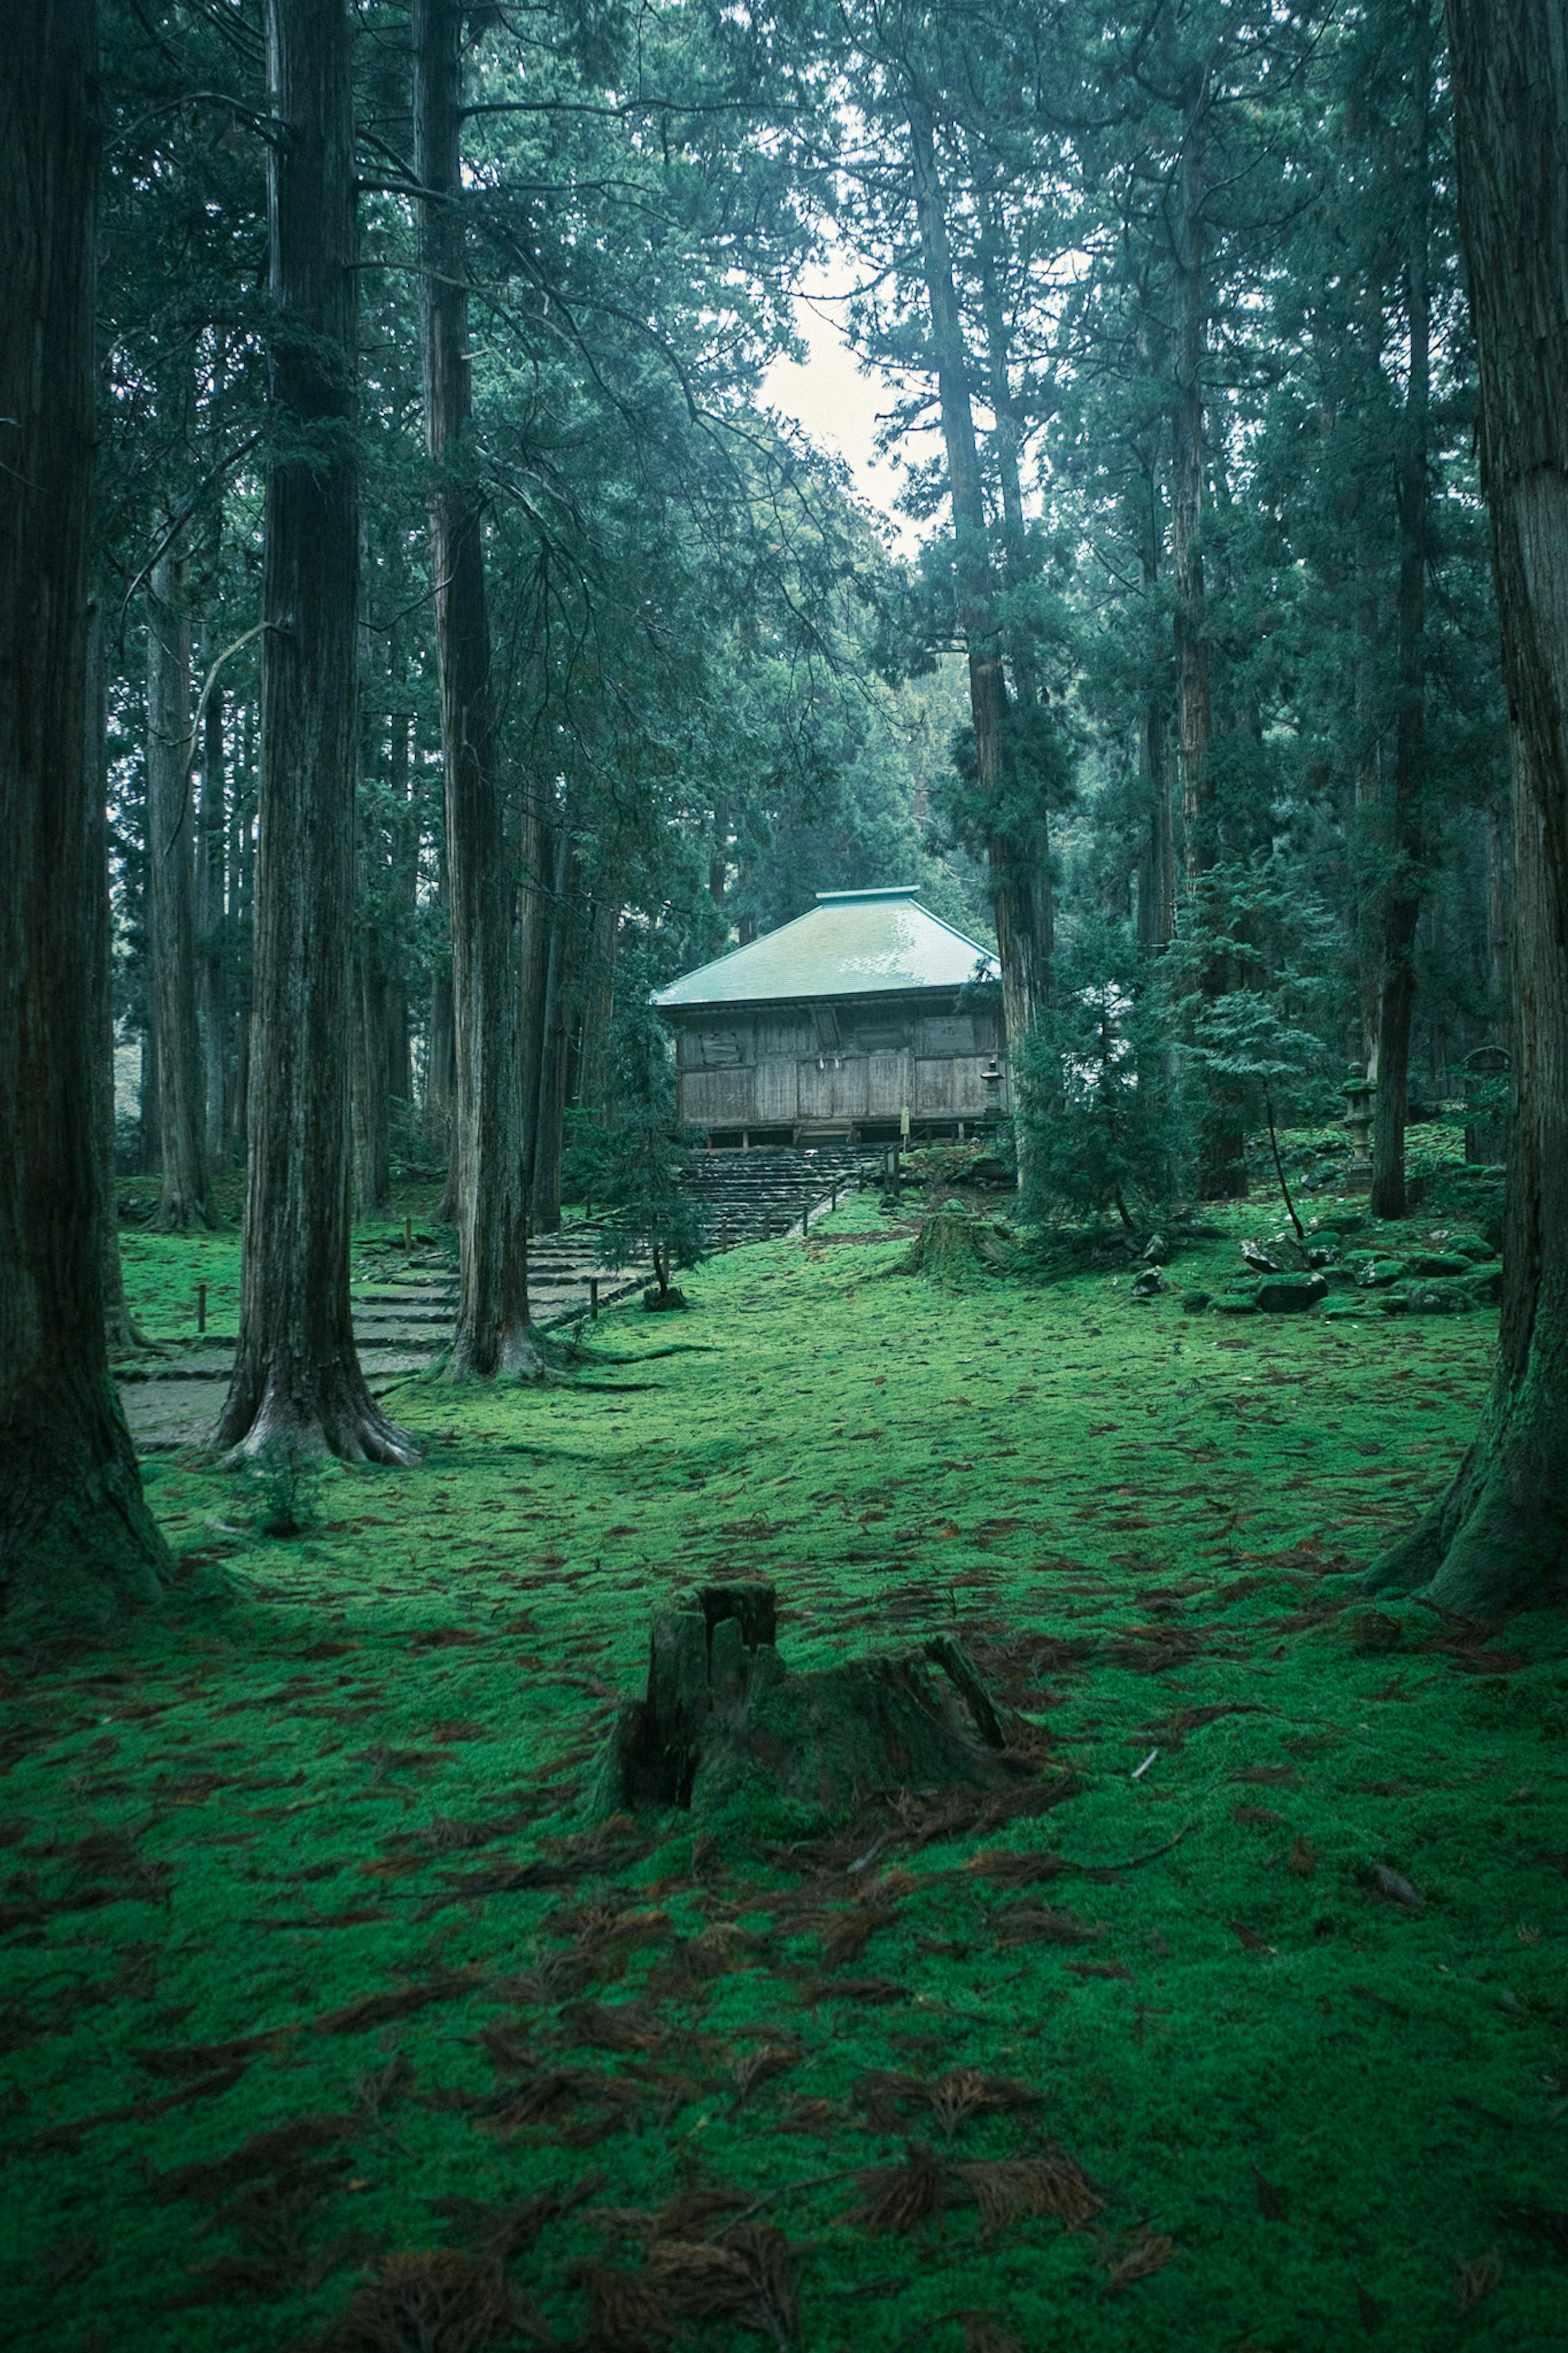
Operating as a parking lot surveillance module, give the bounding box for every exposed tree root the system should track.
[444,1316,549,1384]
[218,1372,420,1468]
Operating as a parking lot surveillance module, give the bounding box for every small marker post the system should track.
[590,1278,599,1319]
[196,1283,207,1334]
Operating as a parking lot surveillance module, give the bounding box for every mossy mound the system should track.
[590,1579,1038,1835]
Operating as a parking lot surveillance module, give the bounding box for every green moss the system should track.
[4,1176,1561,2352]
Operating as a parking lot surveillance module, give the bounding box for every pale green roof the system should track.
[655,888,999,1010]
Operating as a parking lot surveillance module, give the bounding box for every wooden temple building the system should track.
[654,887,1008,1147]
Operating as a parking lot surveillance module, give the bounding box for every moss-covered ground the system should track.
[6,1176,1567,2352]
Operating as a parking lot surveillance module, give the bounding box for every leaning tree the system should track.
[0,0,170,1625]
[218,0,416,1463]
[1369,0,1568,1611]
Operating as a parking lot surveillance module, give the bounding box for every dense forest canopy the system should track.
[2,0,1567,1627]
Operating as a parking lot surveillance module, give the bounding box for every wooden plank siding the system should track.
[668,990,1005,1138]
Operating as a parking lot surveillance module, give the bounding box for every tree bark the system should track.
[145,547,212,1228]
[387,709,415,1108]
[197,684,229,1169]
[1368,0,1568,1611]
[0,0,170,1626]
[1131,442,1176,958]
[89,602,151,1356]
[518,785,551,1202]
[1370,21,1433,1222]
[414,0,537,1374]
[1171,112,1212,875]
[353,927,392,1215]
[1167,90,1243,1198]
[907,108,1049,1158]
[575,895,619,1121]
[219,0,416,1464]
[530,823,576,1236]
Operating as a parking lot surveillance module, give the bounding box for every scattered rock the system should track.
[1404,1252,1472,1279]
[1385,1282,1470,1316]
[1213,1296,1260,1317]
[1141,1235,1169,1265]
[1346,1609,1403,1654]
[1239,1240,1282,1274]
[1463,1264,1503,1305]
[1180,1291,1212,1315]
[1129,1269,1165,1299]
[1253,1275,1328,1315]
[1353,1257,1405,1289]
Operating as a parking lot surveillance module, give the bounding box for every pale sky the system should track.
[761,291,922,552]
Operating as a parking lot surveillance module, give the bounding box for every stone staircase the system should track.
[117,1153,869,1446]
[679,1144,870,1250]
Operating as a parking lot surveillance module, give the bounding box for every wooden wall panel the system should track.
[867,1048,912,1114]
[913,1057,953,1113]
[796,1059,834,1119]
[753,1056,798,1122]
[831,1057,867,1117]
[681,1066,754,1124]
[952,1056,990,1113]
[919,1013,976,1055]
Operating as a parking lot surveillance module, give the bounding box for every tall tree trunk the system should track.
[1486,791,1510,1038]
[518,786,551,1203]
[1368,0,1568,1611]
[0,0,169,1625]
[1131,444,1176,957]
[575,896,619,1122]
[1168,96,1243,1198]
[907,108,1048,1160]
[89,602,151,1356]
[353,931,392,1215]
[230,729,254,1164]
[387,709,415,1108]
[219,0,416,1464]
[197,684,229,1168]
[1370,20,1432,1222]
[145,546,212,1228]
[1171,113,1212,873]
[978,207,1057,988]
[414,0,536,1375]
[531,825,576,1236]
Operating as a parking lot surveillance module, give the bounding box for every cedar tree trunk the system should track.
[1170,99,1243,1198]
[1370,32,1433,1222]
[145,547,212,1228]
[908,108,1049,1164]
[197,685,229,1166]
[219,0,416,1463]
[1367,0,1568,1610]
[0,1,170,1625]
[414,0,537,1374]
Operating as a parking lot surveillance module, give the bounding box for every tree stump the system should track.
[590,1579,1030,1830]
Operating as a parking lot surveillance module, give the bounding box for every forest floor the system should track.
[5,1156,1568,2353]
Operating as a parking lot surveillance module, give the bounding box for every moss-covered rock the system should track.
[1353,1256,1406,1289]
[1254,1275,1329,1314]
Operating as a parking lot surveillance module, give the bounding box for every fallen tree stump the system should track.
[590,1579,1035,1831]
